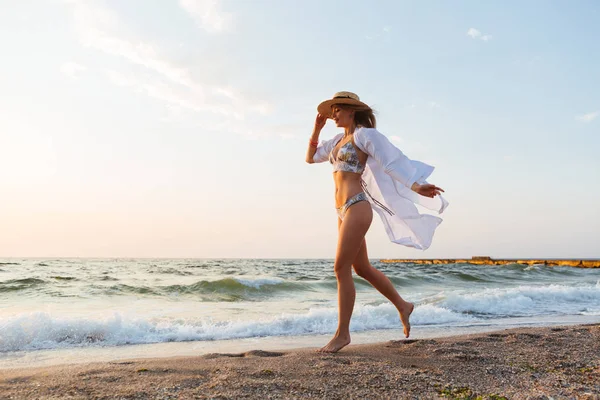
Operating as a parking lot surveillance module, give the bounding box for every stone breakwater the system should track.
[379,257,600,268]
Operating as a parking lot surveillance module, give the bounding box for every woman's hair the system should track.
[337,104,377,128]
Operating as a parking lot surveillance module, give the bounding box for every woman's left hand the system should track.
[411,183,444,198]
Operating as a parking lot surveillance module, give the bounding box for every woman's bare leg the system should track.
[352,239,414,338]
[318,201,372,353]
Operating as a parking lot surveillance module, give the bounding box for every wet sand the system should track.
[1,324,599,399]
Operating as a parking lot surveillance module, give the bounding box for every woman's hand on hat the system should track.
[411,183,444,198]
[314,113,327,133]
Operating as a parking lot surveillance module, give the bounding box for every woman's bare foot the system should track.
[318,334,351,353]
[399,302,415,338]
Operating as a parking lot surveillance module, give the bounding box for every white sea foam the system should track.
[441,283,600,316]
[0,302,476,352]
[233,277,286,289]
[2,283,599,352]
[581,309,600,316]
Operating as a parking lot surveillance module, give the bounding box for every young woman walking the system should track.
[306,91,447,353]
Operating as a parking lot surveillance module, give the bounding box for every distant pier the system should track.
[379,256,600,268]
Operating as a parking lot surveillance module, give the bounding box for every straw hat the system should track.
[317,91,371,118]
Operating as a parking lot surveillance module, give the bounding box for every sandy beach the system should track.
[1,324,599,399]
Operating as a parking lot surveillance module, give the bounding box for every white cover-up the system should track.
[313,127,448,250]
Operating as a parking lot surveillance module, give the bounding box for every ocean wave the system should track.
[440,283,600,317]
[105,284,159,296]
[166,277,291,292]
[94,277,308,301]
[0,278,46,293]
[147,268,193,276]
[99,276,119,281]
[51,276,77,281]
[233,277,286,289]
[0,304,475,352]
[159,277,303,300]
[581,309,600,316]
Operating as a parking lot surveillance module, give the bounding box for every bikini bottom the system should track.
[336,192,368,220]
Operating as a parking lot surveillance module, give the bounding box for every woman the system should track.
[306,91,447,353]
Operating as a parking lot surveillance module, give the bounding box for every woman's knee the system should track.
[333,262,353,278]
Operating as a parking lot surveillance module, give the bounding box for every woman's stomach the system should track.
[333,172,364,207]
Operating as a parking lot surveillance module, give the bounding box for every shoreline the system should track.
[2,324,599,399]
[3,315,598,371]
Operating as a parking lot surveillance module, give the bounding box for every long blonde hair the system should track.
[337,104,377,128]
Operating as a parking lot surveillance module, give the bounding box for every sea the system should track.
[1,258,599,369]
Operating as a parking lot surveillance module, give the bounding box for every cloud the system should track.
[104,70,279,138]
[467,28,492,41]
[178,0,233,33]
[64,0,271,127]
[66,1,195,85]
[429,101,440,109]
[467,28,481,39]
[105,70,242,118]
[60,62,86,79]
[576,111,599,123]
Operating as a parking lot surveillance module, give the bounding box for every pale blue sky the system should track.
[1,0,598,258]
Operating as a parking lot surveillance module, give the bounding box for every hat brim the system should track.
[317,98,371,118]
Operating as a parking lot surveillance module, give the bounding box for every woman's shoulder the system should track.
[354,126,383,141]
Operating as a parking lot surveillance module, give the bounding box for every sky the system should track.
[0,0,598,259]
